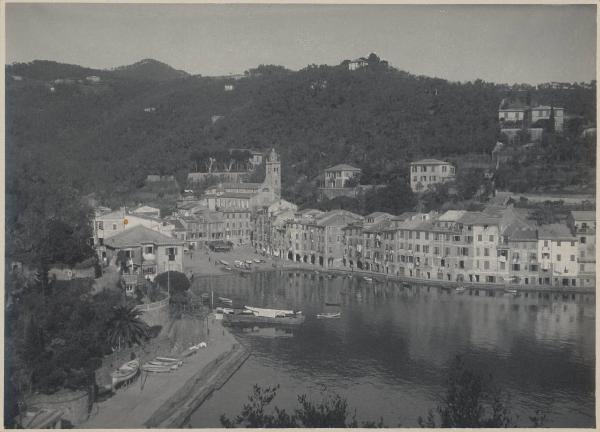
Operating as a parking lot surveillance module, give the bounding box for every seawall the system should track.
[144,342,250,428]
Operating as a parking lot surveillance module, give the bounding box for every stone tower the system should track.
[264,148,281,199]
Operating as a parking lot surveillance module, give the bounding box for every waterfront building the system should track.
[103,225,185,296]
[93,208,175,260]
[537,224,579,287]
[409,159,456,193]
[503,223,540,286]
[568,211,596,288]
[223,208,252,246]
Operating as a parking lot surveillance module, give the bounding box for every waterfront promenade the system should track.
[82,318,248,428]
[185,246,595,294]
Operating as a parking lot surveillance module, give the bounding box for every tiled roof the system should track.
[438,210,467,222]
[104,225,184,248]
[537,224,576,241]
[411,159,450,165]
[458,212,501,226]
[324,164,361,172]
[571,211,595,221]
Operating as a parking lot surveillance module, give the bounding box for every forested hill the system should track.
[6,57,596,206]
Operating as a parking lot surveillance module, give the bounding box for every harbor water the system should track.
[188,270,595,427]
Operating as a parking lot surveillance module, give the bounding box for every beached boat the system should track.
[223,306,305,326]
[317,312,341,319]
[141,363,172,373]
[111,359,140,390]
[218,297,233,305]
[219,260,230,266]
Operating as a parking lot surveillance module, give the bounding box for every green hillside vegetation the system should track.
[6,55,596,231]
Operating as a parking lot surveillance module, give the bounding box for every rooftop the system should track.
[324,164,361,172]
[411,159,451,165]
[438,210,467,222]
[537,224,576,241]
[570,210,596,221]
[104,225,184,249]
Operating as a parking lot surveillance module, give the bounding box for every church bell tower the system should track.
[264,148,281,199]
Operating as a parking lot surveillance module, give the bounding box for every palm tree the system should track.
[106,305,149,352]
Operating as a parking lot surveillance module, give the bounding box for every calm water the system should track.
[188,271,595,427]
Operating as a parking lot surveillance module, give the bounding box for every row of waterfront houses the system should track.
[90,148,595,292]
[251,205,596,289]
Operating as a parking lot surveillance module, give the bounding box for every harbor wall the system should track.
[144,342,250,428]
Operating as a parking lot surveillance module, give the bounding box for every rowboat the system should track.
[317,312,341,319]
[148,361,180,370]
[325,302,341,306]
[218,297,233,305]
[111,360,140,390]
[141,363,172,373]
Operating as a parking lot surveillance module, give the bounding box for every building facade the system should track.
[410,159,456,193]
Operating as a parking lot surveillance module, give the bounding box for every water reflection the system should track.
[190,270,594,427]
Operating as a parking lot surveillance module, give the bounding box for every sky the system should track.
[5,3,597,84]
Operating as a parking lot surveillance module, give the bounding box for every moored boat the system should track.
[455,286,466,293]
[223,306,305,326]
[325,302,341,306]
[505,289,518,295]
[111,359,140,390]
[317,312,341,319]
[363,277,373,282]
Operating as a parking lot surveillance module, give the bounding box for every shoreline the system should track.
[186,248,595,295]
[82,318,249,428]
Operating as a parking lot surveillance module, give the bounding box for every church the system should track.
[201,148,281,211]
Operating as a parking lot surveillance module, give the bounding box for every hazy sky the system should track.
[5,3,596,84]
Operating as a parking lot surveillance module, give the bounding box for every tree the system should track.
[418,356,514,428]
[155,271,191,306]
[364,178,416,215]
[220,385,383,428]
[105,305,149,352]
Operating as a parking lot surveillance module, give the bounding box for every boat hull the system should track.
[223,314,305,326]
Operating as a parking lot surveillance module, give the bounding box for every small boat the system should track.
[317,312,341,319]
[325,302,341,306]
[148,361,180,370]
[216,307,235,314]
[253,259,261,263]
[363,277,373,282]
[402,283,411,288]
[111,359,140,390]
[141,363,172,373]
[245,260,253,264]
[224,306,305,326]
[218,297,233,305]
[219,260,230,266]
[505,289,518,295]
[455,286,466,293]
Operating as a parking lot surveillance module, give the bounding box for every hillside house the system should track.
[103,225,185,295]
[323,164,361,188]
[410,159,455,193]
[348,58,368,71]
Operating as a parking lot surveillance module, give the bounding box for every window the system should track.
[484,248,489,257]
[97,221,104,230]
[144,246,154,254]
[166,247,177,261]
[489,235,494,242]
[556,254,561,261]
[581,236,586,244]
[512,264,520,271]
[416,244,420,252]
[571,241,575,247]
[570,255,575,262]
[557,241,561,246]
[112,223,117,230]
[477,234,482,241]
